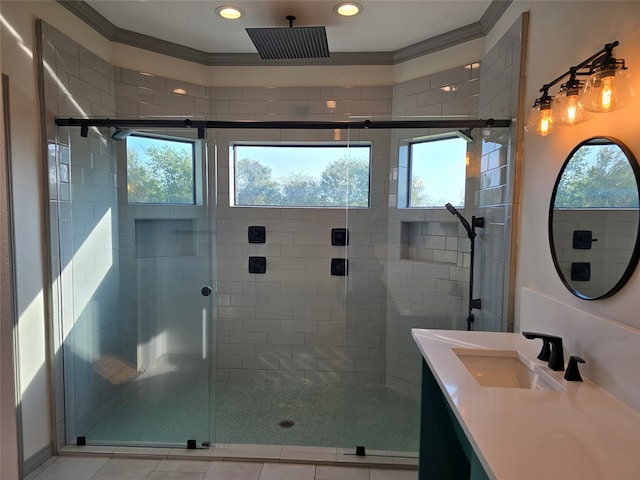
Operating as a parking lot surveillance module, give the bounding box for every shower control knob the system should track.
[201,286,212,296]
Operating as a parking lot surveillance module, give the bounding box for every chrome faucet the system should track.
[522,332,565,371]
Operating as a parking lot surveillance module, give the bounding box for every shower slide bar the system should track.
[55,117,511,135]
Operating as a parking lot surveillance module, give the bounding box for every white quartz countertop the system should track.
[412,329,640,480]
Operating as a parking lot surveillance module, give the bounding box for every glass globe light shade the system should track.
[552,88,592,126]
[580,66,634,113]
[525,103,554,136]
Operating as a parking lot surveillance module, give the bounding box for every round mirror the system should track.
[549,137,640,300]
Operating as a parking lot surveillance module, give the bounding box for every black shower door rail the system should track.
[55,117,511,135]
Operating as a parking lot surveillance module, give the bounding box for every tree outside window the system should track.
[233,145,371,207]
[408,137,466,208]
[127,135,195,204]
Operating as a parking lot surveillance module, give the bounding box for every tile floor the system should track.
[25,456,419,480]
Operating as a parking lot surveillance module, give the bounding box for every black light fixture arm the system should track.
[536,41,621,99]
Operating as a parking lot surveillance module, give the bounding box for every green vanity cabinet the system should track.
[419,359,490,480]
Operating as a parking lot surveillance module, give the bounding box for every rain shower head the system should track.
[246,15,330,60]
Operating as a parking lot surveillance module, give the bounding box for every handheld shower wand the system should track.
[445,203,484,330]
[445,203,474,239]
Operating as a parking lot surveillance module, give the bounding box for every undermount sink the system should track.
[453,348,563,390]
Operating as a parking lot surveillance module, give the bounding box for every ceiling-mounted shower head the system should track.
[246,15,330,60]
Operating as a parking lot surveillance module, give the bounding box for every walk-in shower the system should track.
[40,17,522,461]
[51,115,510,456]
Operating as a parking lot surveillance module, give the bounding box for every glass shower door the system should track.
[341,125,422,457]
[63,126,214,447]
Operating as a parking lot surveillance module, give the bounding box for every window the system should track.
[127,134,196,204]
[231,144,371,207]
[405,136,467,208]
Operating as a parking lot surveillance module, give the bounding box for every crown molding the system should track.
[480,0,513,32]
[56,0,511,67]
[393,22,486,64]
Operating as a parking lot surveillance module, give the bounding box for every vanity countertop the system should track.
[412,329,640,480]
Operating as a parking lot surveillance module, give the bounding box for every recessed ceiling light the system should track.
[173,88,187,95]
[334,2,362,17]
[216,5,244,20]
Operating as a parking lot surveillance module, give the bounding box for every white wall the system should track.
[503,1,640,410]
[505,1,640,331]
[0,35,21,480]
[1,1,52,470]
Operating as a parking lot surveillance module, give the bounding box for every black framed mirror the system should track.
[549,137,640,300]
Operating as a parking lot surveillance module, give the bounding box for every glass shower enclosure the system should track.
[50,119,512,456]
[40,13,520,461]
[55,124,215,446]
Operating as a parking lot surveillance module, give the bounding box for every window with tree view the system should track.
[127,135,195,204]
[409,136,466,208]
[232,144,371,207]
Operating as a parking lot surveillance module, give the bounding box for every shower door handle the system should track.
[201,286,212,296]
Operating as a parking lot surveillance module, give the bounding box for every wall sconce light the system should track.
[551,68,592,126]
[526,41,633,136]
[525,88,554,136]
[581,44,633,112]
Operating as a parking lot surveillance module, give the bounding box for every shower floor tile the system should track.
[82,382,419,453]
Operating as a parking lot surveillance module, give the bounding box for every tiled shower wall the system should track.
[42,23,396,392]
[384,16,525,399]
[40,22,122,443]
[210,88,392,385]
[113,69,212,376]
[474,15,525,333]
[384,64,482,400]
[115,67,395,383]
